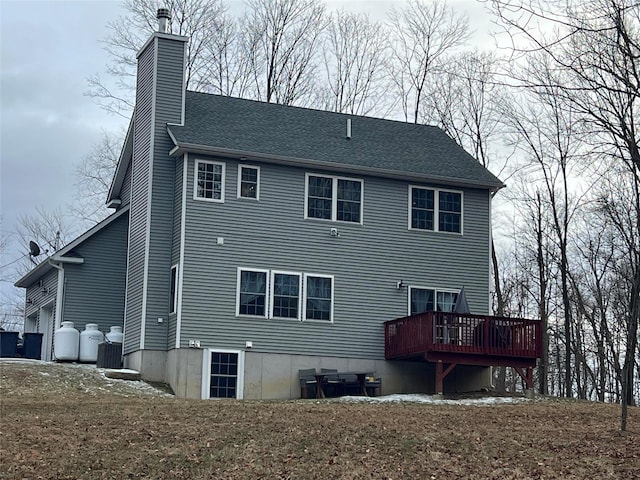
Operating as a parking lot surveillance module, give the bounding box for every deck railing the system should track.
[384,312,542,360]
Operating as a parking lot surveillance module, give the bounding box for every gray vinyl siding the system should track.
[142,38,184,350]
[24,268,58,319]
[178,156,491,359]
[168,156,184,348]
[119,160,132,208]
[61,213,128,335]
[124,34,185,354]
[124,40,154,355]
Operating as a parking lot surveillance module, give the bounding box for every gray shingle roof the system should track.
[167,92,503,189]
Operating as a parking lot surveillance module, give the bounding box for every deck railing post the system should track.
[436,360,443,395]
[483,317,490,354]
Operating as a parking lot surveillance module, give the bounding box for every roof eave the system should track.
[14,206,130,288]
[107,117,135,204]
[14,259,55,288]
[168,141,505,190]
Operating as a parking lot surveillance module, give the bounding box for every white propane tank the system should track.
[105,326,123,344]
[79,324,104,363]
[54,321,79,361]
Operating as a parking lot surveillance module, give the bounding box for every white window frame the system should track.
[236,267,270,318]
[202,348,245,400]
[408,185,463,234]
[407,286,460,316]
[269,270,302,320]
[237,164,260,200]
[169,264,178,314]
[303,273,335,323]
[304,173,364,224]
[194,159,225,203]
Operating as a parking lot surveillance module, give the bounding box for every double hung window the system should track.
[271,272,301,319]
[409,186,462,233]
[238,269,268,316]
[306,174,363,223]
[237,268,334,322]
[438,191,462,233]
[209,352,239,398]
[304,274,333,321]
[238,165,260,200]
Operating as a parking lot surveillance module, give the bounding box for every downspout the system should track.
[49,260,65,331]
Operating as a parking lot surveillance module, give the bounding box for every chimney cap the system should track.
[157,7,171,20]
[157,7,171,33]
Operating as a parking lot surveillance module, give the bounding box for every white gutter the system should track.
[167,141,506,192]
[51,255,84,264]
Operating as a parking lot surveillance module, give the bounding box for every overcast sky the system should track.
[0,0,493,307]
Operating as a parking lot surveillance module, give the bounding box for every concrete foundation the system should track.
[123,349,167,382]
[165,348,205,398]
[127,348,494,400]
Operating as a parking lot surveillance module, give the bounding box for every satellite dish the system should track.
[29,241,41,257]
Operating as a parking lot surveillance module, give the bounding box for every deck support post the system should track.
[513,366,534,390]
[435,360,457,395]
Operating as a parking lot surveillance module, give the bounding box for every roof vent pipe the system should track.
[346,118,352,140]
[157,7,171,33]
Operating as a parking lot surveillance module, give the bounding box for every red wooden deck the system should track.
[384,312,542,392]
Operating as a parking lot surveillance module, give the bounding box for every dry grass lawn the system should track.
[1,361,638,479]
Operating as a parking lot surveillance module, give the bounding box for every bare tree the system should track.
[244,0,327,105]
[71,130,123,226]
[424,51,512,171]
[387,0,470,123]
[488,0,639,429]
[0,229,24,333]
[199,11,255,97]
[317,10,390,116]
[594,166,640,428]
[16,207,74,260]
[504,70,585,397]
[86,0,228,117]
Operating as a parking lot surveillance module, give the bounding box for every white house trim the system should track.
[407,185,464,235]
[193,159,226,203]
[237,164,261,200]
[303,173,364,225]
[302,273,335,323]
[407,285,461,316]
[175,154,188,349]
[201,348,245,400]
[165,140,505,192]
[51,262,64,331]
[235,267,270,318]
[269,270,302,320]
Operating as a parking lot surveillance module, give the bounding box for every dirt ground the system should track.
[1,361,638,479]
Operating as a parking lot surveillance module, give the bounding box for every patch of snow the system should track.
[2,359,173,398]
[335,394,528,405]
[104,368,140,374]
[0,358,47,365]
